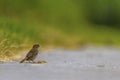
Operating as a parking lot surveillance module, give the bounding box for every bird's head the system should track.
[33,44,40,49]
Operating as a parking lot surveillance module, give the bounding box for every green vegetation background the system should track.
[0,0,120,59]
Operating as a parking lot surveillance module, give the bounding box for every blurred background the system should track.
[0,0,120,59]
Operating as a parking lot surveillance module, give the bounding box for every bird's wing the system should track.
[26,49,35,58]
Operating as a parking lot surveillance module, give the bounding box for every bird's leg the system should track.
[28,60,30,63]
[29,59,35,63]
[28,60,32,63]
[32,60,36,63]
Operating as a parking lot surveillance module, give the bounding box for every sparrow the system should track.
[20,44,40,63]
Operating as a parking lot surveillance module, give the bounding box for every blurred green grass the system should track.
[0,0,120,59]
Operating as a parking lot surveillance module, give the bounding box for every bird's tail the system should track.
[20,57,27,63]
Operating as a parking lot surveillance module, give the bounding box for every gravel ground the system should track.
[0,46,120,80]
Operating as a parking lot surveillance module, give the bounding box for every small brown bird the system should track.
[20,44,40,63]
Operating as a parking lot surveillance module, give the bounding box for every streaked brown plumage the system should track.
[20,44,40,63]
